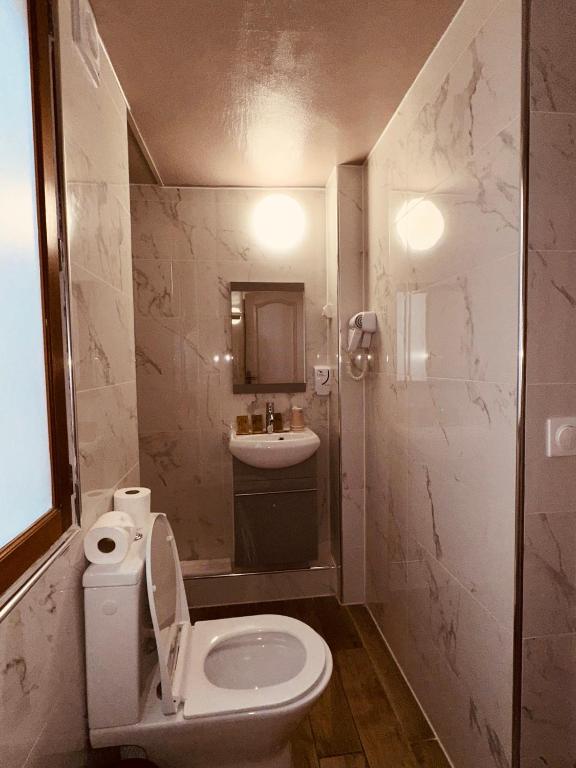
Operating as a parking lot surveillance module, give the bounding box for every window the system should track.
[0,0,73,595]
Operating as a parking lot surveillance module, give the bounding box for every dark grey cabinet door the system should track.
[234,490,318,568]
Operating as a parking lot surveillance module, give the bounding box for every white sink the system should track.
[229,428,320,469]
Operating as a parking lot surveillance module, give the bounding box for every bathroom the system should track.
[1,0,575,765]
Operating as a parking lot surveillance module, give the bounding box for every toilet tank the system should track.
[83,532,154,730]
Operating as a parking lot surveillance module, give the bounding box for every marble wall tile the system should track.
[521,5,576,763]
[377,0,505,154]
[132,186,329,564]
[70,263,136,391]
[524,383,576,515]
[423,252,518,383]
[528,113,576,251]
[401,0,521,193]
[325,170,342,571]
[368,549,514,768]
[523,511,576,637]
[67,182,132,292]
[0,536,88,768]
[333,166,366,604]
[132,259,180,320]
[380,377,516,626]
[0,3,140,767]
[529,0,576,113]
[394,120,521,289]
[58,0,128,189]
[364,0,521,763]
[76,382,139,498]
[139,429,232,561]
[526,250,576,383]
[521,634,576,767]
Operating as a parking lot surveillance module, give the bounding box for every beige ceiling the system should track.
[91,0,462,187]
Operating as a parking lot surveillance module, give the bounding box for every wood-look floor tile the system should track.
[319,754,367,768]
[309,665,362,757]
[291,716,320,768]
[280,598,325,634]
[337,648,418,768]
[347,605,433,743]
[411,740,452,768]
[190,599,309,623]
[314,597,362,651]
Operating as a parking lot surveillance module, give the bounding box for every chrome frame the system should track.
[511,0,531,764]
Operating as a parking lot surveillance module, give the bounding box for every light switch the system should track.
[546,417,576,457]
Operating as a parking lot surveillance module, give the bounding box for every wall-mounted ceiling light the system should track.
[396,197,445,252]
[252,193,306,252]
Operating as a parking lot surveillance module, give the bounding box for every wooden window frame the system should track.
[0,0,73,595]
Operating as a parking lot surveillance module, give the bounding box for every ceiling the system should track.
[91,0,462,187]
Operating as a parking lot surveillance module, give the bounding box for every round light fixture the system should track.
[396,198,445,252]
[251,193,306,252]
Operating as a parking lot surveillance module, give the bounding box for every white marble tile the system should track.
[341,432,364,492]
[133,259,180,319]
[524,511,576,637]
[521,6,576,761]
[368,551,514,768]
[0,544,87,768]
[332,166,366,604]
[71,264,136,391]
[77,381,139,498]
[130,198,175,260]
[527,250,576,384]
[364,2,520,761]
[139,429,233,560]
[383,377,516,626]
[521,634,576,767]
[525,383,576,515]
[529,0,576,113]
[399,0,521,193]
[372,0,504,154]
[423,251,518,383]
[59,0,128,187]
[394,120,521,289]
[529,113,576,251]
[68,182,131,292]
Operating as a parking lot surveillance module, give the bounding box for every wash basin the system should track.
[229,428,320,469]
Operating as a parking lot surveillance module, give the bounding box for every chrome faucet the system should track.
[265,401,275,433]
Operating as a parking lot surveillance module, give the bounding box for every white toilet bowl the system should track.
[84,514,333,768]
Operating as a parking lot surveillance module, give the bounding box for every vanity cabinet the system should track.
[233,456,318,568]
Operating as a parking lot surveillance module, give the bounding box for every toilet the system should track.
[83,513,332,768]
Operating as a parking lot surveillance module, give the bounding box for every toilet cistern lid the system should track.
[146,513,191,716]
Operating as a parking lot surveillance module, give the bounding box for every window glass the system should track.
[0,0,53,548]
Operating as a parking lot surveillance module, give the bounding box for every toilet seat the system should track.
[182,614,328,719]
[145,514,330,721]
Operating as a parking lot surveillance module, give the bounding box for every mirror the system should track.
[230,282,306,393]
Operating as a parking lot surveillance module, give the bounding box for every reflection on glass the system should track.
[396,198,445,252]
[231,283,305,392]
[0,0,52,548]
[396,290,428,382]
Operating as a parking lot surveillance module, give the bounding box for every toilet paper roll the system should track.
[113,487,151,527]
[83,511,135,565]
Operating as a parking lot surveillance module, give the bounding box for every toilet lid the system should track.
[146,514,190,716]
